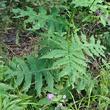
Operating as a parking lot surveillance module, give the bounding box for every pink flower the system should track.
[62,95,66,99]
[108,53,110,55]
[47,93,54,99]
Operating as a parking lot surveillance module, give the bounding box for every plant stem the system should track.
[67,8,75,42]
[87,94,91,110]
[88,0,96,11]
[66,8,75,84]
[69,91,78,110]
[0,96,2,109]
[77,0,96,28]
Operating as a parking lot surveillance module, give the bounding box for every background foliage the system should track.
[0,0,110,110]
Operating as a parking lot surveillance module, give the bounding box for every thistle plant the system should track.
[1,0,110,110]
[7,0,107,96]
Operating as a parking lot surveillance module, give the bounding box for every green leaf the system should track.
[22,73,32,92]
[0,83,13,90]
[27,55,38,71]
[53,57,68,67]
[90,35,95,44]
[56,65,70,81]
[37,98,52,105]
[39,5,47,15]
[89,46,100,57]
[100,16,106,27]
[16,73,24,86]
[13,6,68,32]
[40,49,67,59]
[40,32,105,88]
[44,72,53,92]
[77,79,85,90]
[35,72,42,96]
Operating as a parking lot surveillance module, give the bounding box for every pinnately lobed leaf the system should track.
[5,55,55,96]
[12,6,68,32]
[40,33,105,85]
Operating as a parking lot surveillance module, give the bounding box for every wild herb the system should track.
[0,0,110,109]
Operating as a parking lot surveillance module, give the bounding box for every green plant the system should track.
[97,62,110,109]
[10,0,106,96]
[4,55,54,96]
[1,0,110,109]
[0,94,32,110]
